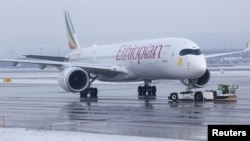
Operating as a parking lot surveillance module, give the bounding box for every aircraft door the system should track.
[162,45,170,62]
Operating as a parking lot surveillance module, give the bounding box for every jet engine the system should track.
[180,69,210,89]
[58,67,89,92]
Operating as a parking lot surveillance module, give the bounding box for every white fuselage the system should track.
[66,37,207,82]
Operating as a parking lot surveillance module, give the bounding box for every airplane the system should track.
[0,10,249,99]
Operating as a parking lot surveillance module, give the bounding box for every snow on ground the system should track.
[0,128,190,141]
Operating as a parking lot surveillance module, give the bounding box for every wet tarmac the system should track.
[0,69,250,141]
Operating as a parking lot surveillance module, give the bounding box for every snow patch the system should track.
[0,128,190,141]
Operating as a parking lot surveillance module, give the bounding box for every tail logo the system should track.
[64,10,80,49]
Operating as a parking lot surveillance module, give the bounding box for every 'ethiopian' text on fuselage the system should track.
[116,44,163,64]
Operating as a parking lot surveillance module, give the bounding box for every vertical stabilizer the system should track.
[64,10,80,49]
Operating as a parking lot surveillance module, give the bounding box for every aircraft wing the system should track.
[205,44,249,59]
[208,65,250,71]
[24,55,66,62]
[0,59,65,69]
[73,63,128,75]
[0,59,128,75]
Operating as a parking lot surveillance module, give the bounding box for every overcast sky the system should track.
[0,0,250,58]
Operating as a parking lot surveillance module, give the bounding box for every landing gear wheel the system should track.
[151,86,156,96]
[91,88,98,98]
[138,86,143,96]
[80,90,88,98]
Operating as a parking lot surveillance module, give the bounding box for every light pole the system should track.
[40,47,43,55]
[10,50,13,58]
[57,44,59,56]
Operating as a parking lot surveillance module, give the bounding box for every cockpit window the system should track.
[179,49,202,56]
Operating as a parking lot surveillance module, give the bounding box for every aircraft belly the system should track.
[126,61,166,80]
[97,74,139,81]
[98,62,164,81]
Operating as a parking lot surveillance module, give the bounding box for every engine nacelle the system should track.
[181,69,210,89]
[58,67,89,92]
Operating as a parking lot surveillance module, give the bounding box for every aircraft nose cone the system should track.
[194,57,207,76]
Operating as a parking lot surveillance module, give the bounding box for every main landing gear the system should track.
[80,74,98,99]
[80,87,98,98]
[79,77,157,100]
[137,80,157,99]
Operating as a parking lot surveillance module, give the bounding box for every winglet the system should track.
[64,10,80,49]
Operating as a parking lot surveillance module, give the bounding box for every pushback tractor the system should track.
[168,83,238,102]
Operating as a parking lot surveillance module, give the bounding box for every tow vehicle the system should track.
[168,83,238,102]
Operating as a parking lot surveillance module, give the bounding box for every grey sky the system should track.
[0,0,250,58]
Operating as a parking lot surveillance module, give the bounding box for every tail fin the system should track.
[64,10,80,49]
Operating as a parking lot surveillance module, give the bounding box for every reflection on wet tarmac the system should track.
[0,71,250,140]
[54,96,243,141]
